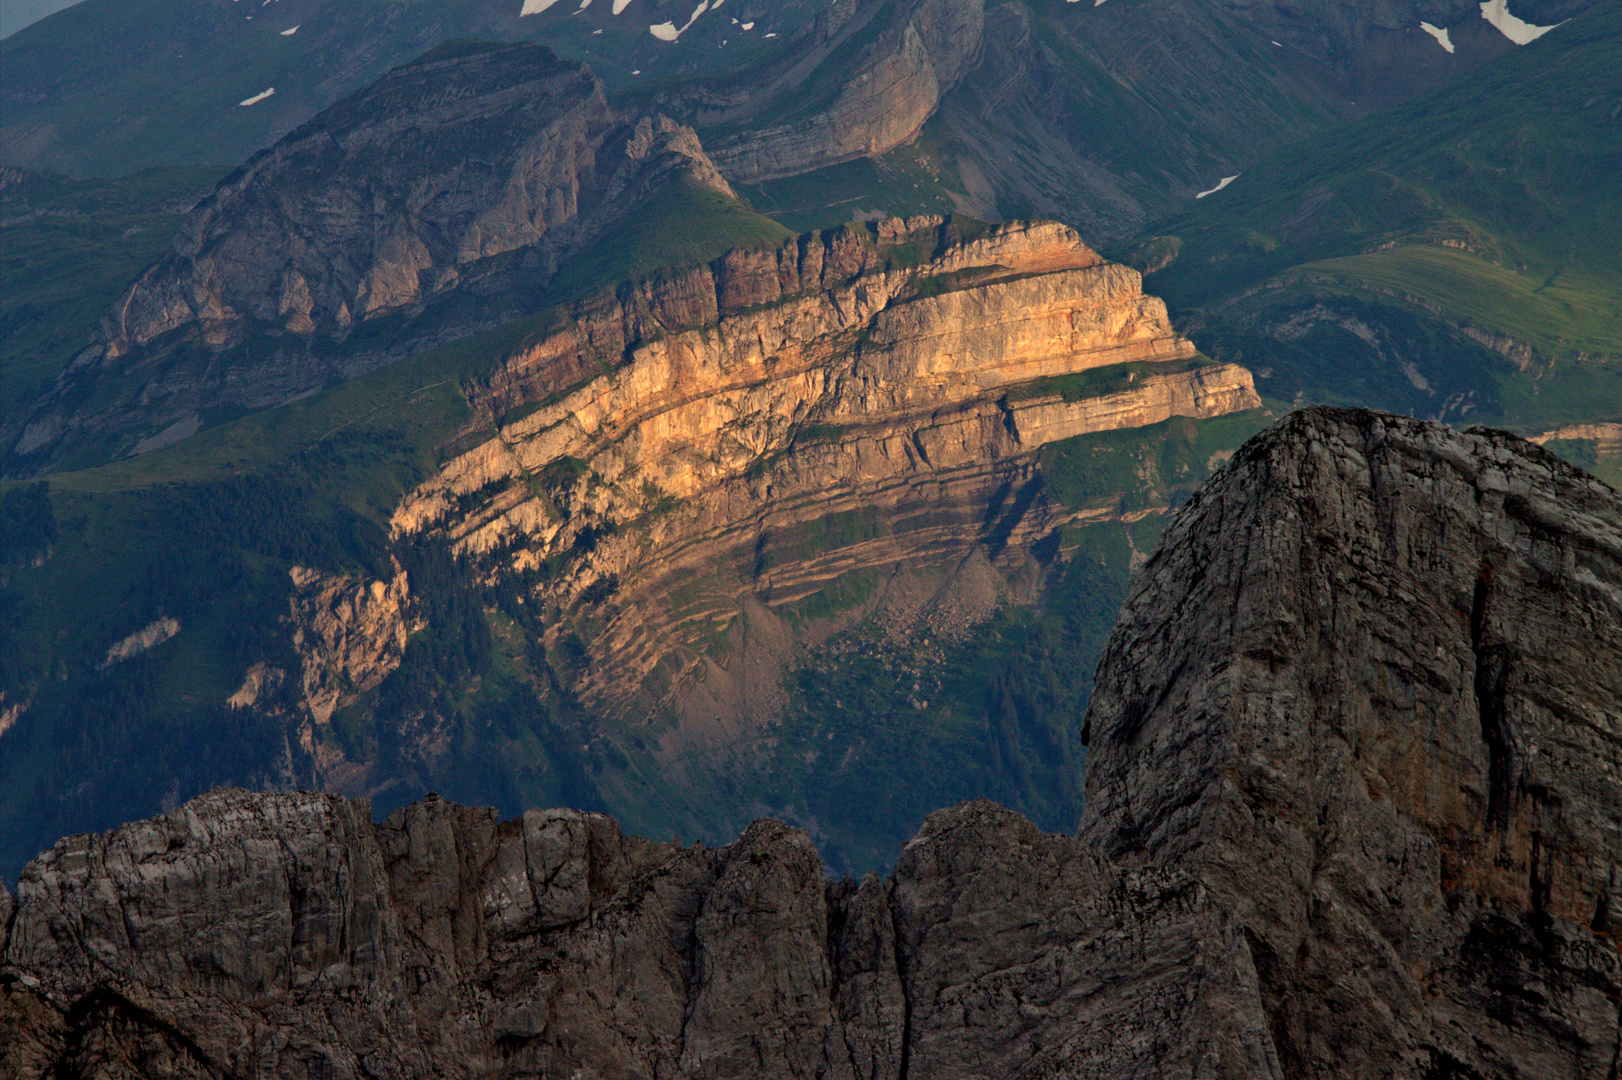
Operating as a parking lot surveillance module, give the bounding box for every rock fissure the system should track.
[1470,561,1520,833]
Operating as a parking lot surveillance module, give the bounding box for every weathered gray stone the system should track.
[1082,406,1622,1078]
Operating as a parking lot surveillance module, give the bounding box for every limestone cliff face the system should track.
[389,216,1257,724]
[287,564,417,728]
[5,409,1617,1078]
[656,0,983,184]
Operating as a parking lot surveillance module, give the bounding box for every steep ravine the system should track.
[4,407,1617,1077]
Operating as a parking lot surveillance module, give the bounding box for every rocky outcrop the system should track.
[388,215,1256,723]
[3,408,1618,1076]
[287,564,416,727]
[0,791,1276,1078]
[658,0,983,184]
[1082,407,1622,1077]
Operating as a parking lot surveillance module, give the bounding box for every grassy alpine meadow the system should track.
[1112,3,1622,445]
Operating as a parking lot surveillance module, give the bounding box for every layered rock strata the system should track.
[389,216,1257,720]
[5,408,1617,1077]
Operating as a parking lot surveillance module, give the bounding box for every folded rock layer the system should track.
[5,407,1617,1077]
[383,216,1255,726]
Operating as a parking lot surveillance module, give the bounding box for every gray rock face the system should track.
[1083,407,1622,1077]
[0,791,1283,1078]
[4,408,1618,1077]
[6,43,735,474]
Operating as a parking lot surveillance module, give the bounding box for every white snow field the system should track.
[1479,0,1563,44]
[1419,21,1455,52]
[239,87,275,106]
[649,0,709,41]
[1195,175,1239,199]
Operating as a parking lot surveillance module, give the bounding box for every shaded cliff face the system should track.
[652,0,983,185]
[105,43,717,352]
[0,791,1278,1077]
[1082,407,1622,1077]
[5,408,1617,1078]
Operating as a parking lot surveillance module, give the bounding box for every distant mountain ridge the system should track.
[4,41,773,474]
[3,0,1602,234]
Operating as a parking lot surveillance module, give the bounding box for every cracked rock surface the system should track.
[3,407,1618,1077]
[1084,406,1622,1078]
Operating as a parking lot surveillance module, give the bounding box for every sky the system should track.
[1,0,81,39]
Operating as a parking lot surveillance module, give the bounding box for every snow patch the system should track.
[650,0,708,41]
[1195,174,1239,199]
[612,0,631,12]
[1270,40,1281,47]
[1479,0,1563,44]
[239,87,275,106]
[578,0,592,8]
[1419,21,1454,52]
[741,20,752,29]
[279,23,298,34]
[763,30,775,37]
[520,0,560,15]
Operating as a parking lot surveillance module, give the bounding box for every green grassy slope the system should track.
[548,177,792,302]
[0,168,219,419]
[1112,3,1622,444]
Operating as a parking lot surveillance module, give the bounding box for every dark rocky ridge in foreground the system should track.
[3,407,1619,1077]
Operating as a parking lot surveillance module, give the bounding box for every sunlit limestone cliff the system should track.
[246,215,1258,842]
